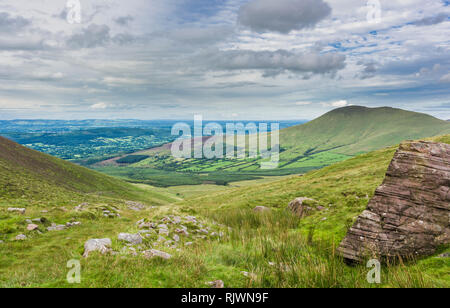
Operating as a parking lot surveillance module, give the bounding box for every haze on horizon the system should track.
[0,0,449,121]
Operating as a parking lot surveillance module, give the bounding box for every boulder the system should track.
[253,206,270,213]
[126,201,146,211]
[15,234,27,240]
[118,233,143,245]
[83,238,112,258]
[142,249,172,260]
[287,197,316,217]
[47,224,66,231]
[27,224,39,231]
[8,208,26,215]
[338,141,450,262]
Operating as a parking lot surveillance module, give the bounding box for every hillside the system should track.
[279,106,450,168]
[0,136,176,206]
[1,135,448,288]
[95,107,450,186]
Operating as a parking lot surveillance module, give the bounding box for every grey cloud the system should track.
[0,37,44,51]
[115,15,134,26]
[357,61,377,79]
[238,0,331,33]
[0,12,30,33]
[67,24,111,49]
[167,26,234,45]
[209,49,345,76]
[413,13,448,26]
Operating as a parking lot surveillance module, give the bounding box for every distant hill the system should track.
[278,106,450,168]
[0,136,174,205]
[94,106,450,185]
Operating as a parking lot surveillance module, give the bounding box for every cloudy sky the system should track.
[0,0,449,120]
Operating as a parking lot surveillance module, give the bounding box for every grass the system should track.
[0,134,449,288]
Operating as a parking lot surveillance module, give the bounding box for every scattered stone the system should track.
[175,228,189,236]
[207,280,224,288]
[253,206,270,213]
[66,222,81,227]
[41,210,48,213]
[438,253,450,258]
[339,141,450,262]
[198,229,209,234]
[173,234,180,242]
[241,271,257,280]
[83,238,112,258]
[287,197,316,217]
[142,249,172,260]
[118,233,143,245]
[27,224,39,231]
[186,216,197,223]
[185,242,193,246]
[15,234,27,240]
[126,201,146,211]
[317,206,325,211]
[47,224,66,231]
[8,208,26,215]
[0,240,4,244]
[172,216,182,224]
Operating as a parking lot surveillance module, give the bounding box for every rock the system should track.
[83,238,112,258]
[185,242,193,246]
[241,271,257,279]
[47,224,66,231]
[66,222,81,227]
[207,280,224,288]
[253,206,270,213]
[15,234,27,240]
[173,234,180,242]
[118,233,143,245]
[287,197,316,217]
[175,228,189,236]
[437,253,449,258]
[142,249,172,260]
[185,216,197,223]
[172,216,182,224]
[27,224,39,231]
[338,141,450,262]
[126,201,146,211]
[8,208,26,215]
[317,206,325,211]
[0,240,4,244]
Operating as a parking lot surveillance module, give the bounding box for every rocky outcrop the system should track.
[339,141,450,262]
[83,238,112,258]
[287,197,316,217]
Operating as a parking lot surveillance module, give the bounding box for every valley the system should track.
[0,106,449,288]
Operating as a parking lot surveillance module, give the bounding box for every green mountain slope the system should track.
[0,136,175,206]
[279,106,450,167]
[97,107,450,185]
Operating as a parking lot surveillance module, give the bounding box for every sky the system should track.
[0,0,449,120]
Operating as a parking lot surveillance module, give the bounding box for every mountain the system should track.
[277,106,450,169]
[98,106,450,182]
[0,136,174,205]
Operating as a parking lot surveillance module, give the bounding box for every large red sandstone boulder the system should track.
[338,141,450,262]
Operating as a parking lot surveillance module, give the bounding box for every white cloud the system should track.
[295,101,311,106]
[440,73,450,83]
[331,100,349,107]
[90,102,108,109]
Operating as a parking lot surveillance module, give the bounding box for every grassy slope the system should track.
[1,135,448,288]
[98,107,450,185]
[0,136,176,206]
[279,106,450,166]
